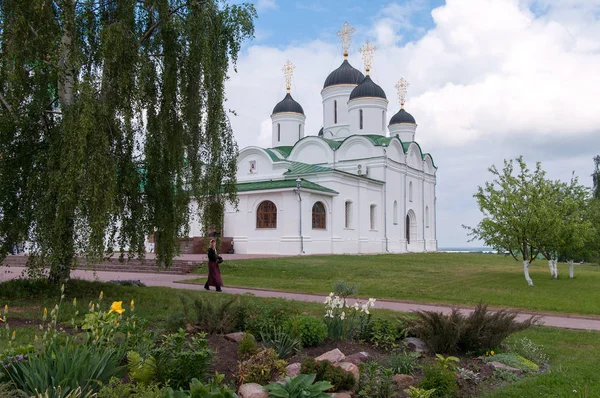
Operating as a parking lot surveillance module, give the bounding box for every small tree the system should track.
[592,155,600,200]
[465,157,550,286]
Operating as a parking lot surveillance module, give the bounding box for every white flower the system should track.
[353,302,360,311]
[325,310,334,318]
[367,298,376,307]
[341,311,345,320]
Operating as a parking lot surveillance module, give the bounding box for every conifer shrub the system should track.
[419,364,458,398]
[300,357,355,392]
[237,333,259,361]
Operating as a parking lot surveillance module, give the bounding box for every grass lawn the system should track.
[0,280,598,396]
[188,253,600,316]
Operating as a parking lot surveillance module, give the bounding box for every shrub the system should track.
[507,337,549,365]
[483,353,539,372]
[284,314,327,347]
[434,354,459,370]
[260,326,302,359]
[403,309,463,354]
[386,352,419,375]
[181,295,249,334]
[492,368,521,383]
[404,386,437,398]
[97,378,164,398]
[163,374,238,397]
[357,362,394,398]
[419,364,458,398]
[300,358,355,392]
[127,350,157,384]
[237,333,259,361]
[246,302,298,338]
[235,349,287,387]
[153,330,212,389]
[369,318,398,351]
[332,280,360,299]
[265,374,333,398]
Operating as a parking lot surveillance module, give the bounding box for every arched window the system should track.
[425,206,430,228]
[345,201,352,228]
[359,109,363,130]
[312,202,326,229]
[406,214,410,244]
[334,100,338,124]
[393,200,398,225]
[256,201,277,229]
[370,204,376,230]
[409,181,413,202]
[277,123,281,142]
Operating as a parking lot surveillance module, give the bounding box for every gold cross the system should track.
[360,41,377,75]
[337,22,355,58]
[395,78,409,108]
[282,60,295,93]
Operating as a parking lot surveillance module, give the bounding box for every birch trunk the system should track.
[568,260,575,279]
[553,259,559,279]
[547,260,554,278]
[58,2,75,108]
[523,260,534,286]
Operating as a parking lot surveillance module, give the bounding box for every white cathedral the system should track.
[201,24,437,255]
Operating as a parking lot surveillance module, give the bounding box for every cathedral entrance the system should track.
[406,210,417,246]
[405,215,411,244]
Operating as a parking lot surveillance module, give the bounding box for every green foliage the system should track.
[265,374,333,398]
[492,368,521,383]
[0,0,256,282]
[332,280,360,299]
[483,353,539,372]
[163,374,238,398]
[299,358,355,392]
[182,295,249,334]
[2,340,124,398]
[418,364,458,398]
[404,386,437,398]
[592,155,600,200]
[260,326,301,359]
[385,352,420,375]
[284,314,327,348]
[97,378,164,398]
[245,302,298,339]
[235,349,287,387]
[357,362,395,398]
[237,333,259,361]
[506,337,549,365]
[0,382,22,398]
[152,330,212,389]
[404,303,536,354]
[127,350,157,384]
[434,354,459,370]
[368,318,398,351]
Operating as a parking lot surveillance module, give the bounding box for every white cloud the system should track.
[256,0,278,11]
[224,0,600,246]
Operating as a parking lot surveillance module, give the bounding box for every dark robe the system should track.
[206,247,223,287]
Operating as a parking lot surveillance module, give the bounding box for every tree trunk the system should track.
[568,260,575,279]
[547,260,554,278]
[553,259,559,279]
[58,1,75,108]
[523,260,534,286]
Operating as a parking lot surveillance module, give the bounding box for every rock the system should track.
[402,337,428,353]
[316,348,345,363]
[392,374,415,389]
[328,393,352,398]
[238,383,269,398]
[333,361,359,380]
[225,332,247,343]
[286,362,301,378]
[345,351,370,365]
[488,361,523,373]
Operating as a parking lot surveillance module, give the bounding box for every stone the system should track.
[488,361,523,373]
[225,332,247,343]
[238,383,268,398]
[345,351,370,366]
[402,337,428,353]
[328,393,352,398]
[286,362,301,378]
[333,361,359,380]
[392,374,415,389]
[316,348,345,363]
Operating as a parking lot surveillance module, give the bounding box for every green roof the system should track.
[363,135,393,146]
[237,179,338,194]
[284,162,332,175]
[271,146,293,157]
[263,148,281,162]
[320,138,342,150]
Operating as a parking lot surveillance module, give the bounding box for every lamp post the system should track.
[294,178,304,254]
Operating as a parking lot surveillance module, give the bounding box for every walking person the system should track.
[204,239,223,292]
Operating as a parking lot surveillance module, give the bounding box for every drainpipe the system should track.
[294,178,304,254]
[422,176,426,252]
[383,146,389,252]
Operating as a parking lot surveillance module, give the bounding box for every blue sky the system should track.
[225,0,600,248]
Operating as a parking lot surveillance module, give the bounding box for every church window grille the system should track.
[334,100,338,124]
[312,202,326,229]
[370,205,376,230]
[393,201,398,225]
[345,201,352,228]
[277,124,281,142]
[256,201,277,229]
[359,109,363,130]
[409,181,413,202]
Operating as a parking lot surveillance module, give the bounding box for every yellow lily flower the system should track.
[108,301,125,315]
[130,299,135,311]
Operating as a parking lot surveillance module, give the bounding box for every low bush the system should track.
[357,362,395,398]
[403,309,463,354]
[300,358,355,392]
[246,302,299,338]
[235,349,287,387]
[507,337,549,365]
[369,318,399,351]
[265,374,333,398]
[492,368,521,383]
[404,386,438,398]
[97,378,164,398]
[284,314,327,347]
[386,352,420,375]
[237,333,259,361]
[260,326,302,359]
[163,374,238,397]
[419,364,458,398]
[181,295,249,334]
[483,353,539,372]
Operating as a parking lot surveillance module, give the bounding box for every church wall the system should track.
[347,98,388,136]
[322,86,354,134]
[271,113,305,148]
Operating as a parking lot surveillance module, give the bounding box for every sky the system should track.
[224,0,600,248]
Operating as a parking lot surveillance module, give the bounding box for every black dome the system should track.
[272,93,304,115]
[389,108,416,125]
[323,60,365,89]
[349,75,387,100]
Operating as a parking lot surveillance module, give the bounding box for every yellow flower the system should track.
[99,291,104,300]
[491,351,495,356]
[43,307,47,320]
[130,299,135,311]
[11,330,16,340]
[108,301,125,315]
[4,304,7,314]
[0,316,4,323]
[91,303,95,312]
[73,298,77,307]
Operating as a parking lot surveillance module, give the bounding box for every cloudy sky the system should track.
[224,0,600,248]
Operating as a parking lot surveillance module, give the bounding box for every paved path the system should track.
[2,266,600,332]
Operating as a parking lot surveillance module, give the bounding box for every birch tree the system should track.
[465,157,549,286]
[0,0,256,283]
